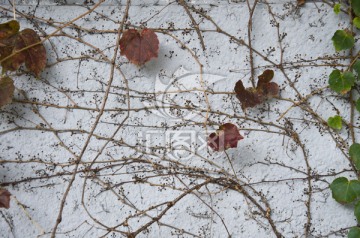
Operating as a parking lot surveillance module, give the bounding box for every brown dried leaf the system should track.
[257,69,274,88]
[262,82,279,98]
[119,28,159,65]
[297,0,305,6]
[257,70,279,97]
[0,21,46,77]
[0,38,25,73]
[234,80,263,109]
[234,69,279,110]
[0,20,19,39]
[208,123,244,151]
[15,29,47,77]
[0,189,11,209]
[0,76,15,108]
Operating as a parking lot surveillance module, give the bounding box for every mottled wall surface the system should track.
[0,1,356,237]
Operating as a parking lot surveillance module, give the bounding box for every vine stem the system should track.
[12,0,16,20]
[178,0,206,52]
[246,0,258,88]
[49,1,111,237]
[0,0,106,66]
[13,196,45,235]
[224,150,238,180]
[348,7,358,179]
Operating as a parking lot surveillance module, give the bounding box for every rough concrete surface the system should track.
[0,0,358,237]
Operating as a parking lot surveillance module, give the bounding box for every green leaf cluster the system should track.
[327,115,342,130]
[352,0,360,17]
[350,144,360,170]
[330,177,360,203]
[334,3,341,15]
[329,2,360,237]
[349,227,360,238]
[350,0,360,29]
[327,59,360,96]
[330,144,360,237]
[332,30,354,52]
[328,70,355,94]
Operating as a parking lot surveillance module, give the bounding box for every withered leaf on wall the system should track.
[0,20,19,39]
[0,189,11,209]
[256,69,279,97]
[0,76,15,108]
[234,80,263,109]
[234,69,279,110]
[297,0,306,6]
[119,28,159,65]
[208,123,244,151]
[0,20,46,77]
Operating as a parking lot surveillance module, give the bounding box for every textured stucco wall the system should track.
[0,1,357,237]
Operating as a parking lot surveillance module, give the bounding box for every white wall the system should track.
[0,1,356,237]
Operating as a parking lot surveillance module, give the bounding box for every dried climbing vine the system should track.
[0,1,359,238]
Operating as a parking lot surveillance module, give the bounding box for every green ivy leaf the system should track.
[334,3,341,14]
[355,201,360,223]
[330,177,360,203]
[352,0,360,17]
[353,60,360,76]
[356,98,360,113]
[354,17,360,29]
[332,30,355,51]
[350,143,360,170]
[348,227,360,238]
[327,115,342,130]
[328,70,355,94]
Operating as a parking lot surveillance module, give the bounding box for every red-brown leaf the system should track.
[0,38,25,72]
[208,123,244,151]
[0,76,15,107]
[257,69,274,88]
[0,20,19,39]
[256,69,279,97]
[0,21,46,77]
[234,80,263,109]
[0,23,18,72]
[297,0,306,6]
[0,189,11,209]
[15,29,47,77]
[119,28,159,65]
[262,82,279,97]
[234,69,279,110]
